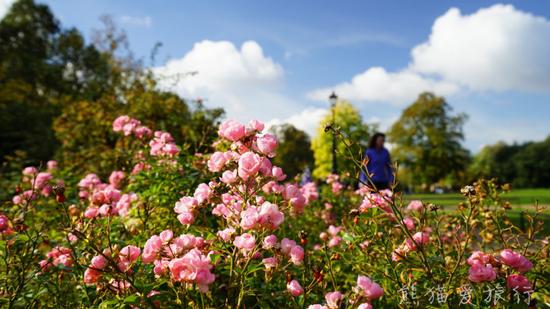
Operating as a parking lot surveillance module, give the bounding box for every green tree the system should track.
[270,124,314,180]
[388,92,469,190]
[311,100,375,180]
[0,0,113,163]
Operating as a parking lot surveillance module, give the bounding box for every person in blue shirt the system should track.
[359,132,394,190]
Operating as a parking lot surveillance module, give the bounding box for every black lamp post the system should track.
[329,91,338,174]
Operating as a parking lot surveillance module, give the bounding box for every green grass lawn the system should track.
[404,188,550,235]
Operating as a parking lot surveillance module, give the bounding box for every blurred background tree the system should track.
[0,0,223,180]
[269,123,314,180]
[311,100,376,180]
[388,92,470,191]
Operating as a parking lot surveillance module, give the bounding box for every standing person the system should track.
[359,133,394,190]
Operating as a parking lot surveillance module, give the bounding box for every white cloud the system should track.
[266,107,328,137]
[0,0,15,20]
[307,67,458,106]
[154,40,305,123]
[411,4,550,92]
[119,15,153,27]
[307,4,550,105]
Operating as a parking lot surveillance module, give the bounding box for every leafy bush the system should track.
[0,117,548,308]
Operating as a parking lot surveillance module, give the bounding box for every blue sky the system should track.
[4,0,550,152]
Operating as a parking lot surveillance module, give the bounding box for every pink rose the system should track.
[506,274,533,292]
[246,119,265,134]
[401,217,415,231]
[233,233,256,251]
[238,152,262,180]
[407,200,423,212]
[263,235,278,249]
[271,166,286,181]
[255,134,278,157]
[218,119,246,141]
[281,238,297,255]
[258,202,284,229]
[290,245,304,265]
[91,255,108,270]
[287,279,304,297]
[208,152,228,172]
[108,171,125,188]
[194,183,212,204]
[467,251,494,266]
[220,170,238,184]
[468,263,497,283]
[499,249,533,273]
[325,291,343,309]
[357,304,373,309]
[240,206,260,230]
[357,275,384,300]
[84,268,101,284]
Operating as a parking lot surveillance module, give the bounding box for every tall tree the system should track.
[270,124,314,180]
[311,100,375,180]
[0,0,113,162]
[388,92,469,189]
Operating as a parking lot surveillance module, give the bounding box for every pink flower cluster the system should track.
[149,131,180,157]
[113,115,152,139]
[84,245,141,284]
[39,246,73,272]
[78,173,137,218]
[12,167,58,204]
[320,225,343,248]
[467,249,533,292]
[326,174,344,194]
[141,230,215,292]
[357,189,392,214]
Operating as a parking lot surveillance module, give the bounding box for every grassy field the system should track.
[404,188,550,235]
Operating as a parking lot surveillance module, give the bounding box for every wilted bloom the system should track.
[499,249,533,273]
[287,279,304,296]
[506,274,532,292]
[357,275,384,300]
[325,291,343,308]
[468,263,497,283]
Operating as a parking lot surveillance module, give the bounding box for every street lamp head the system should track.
[329,91,338,107]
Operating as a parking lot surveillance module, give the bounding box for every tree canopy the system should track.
[388,92,470,189]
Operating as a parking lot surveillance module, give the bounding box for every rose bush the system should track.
[0,116,548,308]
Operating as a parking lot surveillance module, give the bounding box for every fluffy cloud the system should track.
[308,4,550,105]
[0,0,15,20]
[266,107,328,137]
[154,40,304,122]
[307,67,458,106]
[411,4,550,92]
